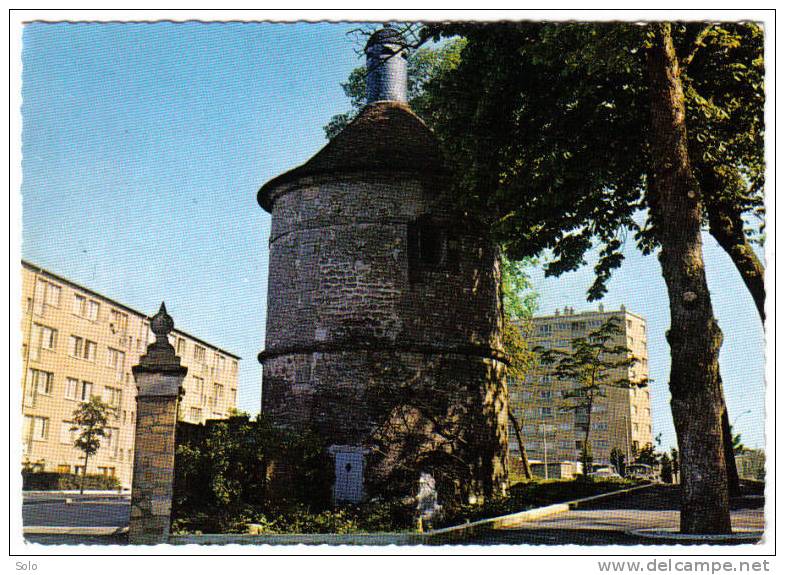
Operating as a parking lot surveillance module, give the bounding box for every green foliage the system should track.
[169,415,417,534]
[422,22,764,301]
[579,443,594,478]
[670,447,681,481]
[70,396,115,459]
[324,38,466,140]
[501,255,539,384]
[501,255,539,322]
[21,471,120,491]
[536,317,646,399]
[659,452,674,483]
[728,424,745,454]
[610,447,627,477]
[173,414,333,530]
[634,442,659,466]
[535,317,646,467]
[171,499,415,535]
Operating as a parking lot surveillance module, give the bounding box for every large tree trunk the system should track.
[507,407,532,480]
[721,401,742,498]
[646,22,732,534]
[701,172,765,323]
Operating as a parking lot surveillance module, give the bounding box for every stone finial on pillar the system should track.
[128,302,187,545]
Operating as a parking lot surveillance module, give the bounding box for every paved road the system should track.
[23,492,130,545]
[466,484,765,546]
[24,493,130,527]
[22,485,764,547]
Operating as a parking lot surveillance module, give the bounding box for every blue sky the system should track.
[20,21,766,451]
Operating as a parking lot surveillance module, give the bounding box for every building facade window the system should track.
[194,345,206,363]
[214,354,226,378]
[60,421,76,445]
[29,416,49,441]
[103,386,122,408]
[65,377,79,400]
[73,294,85,316]
[80,381,94,401]
[104,428,119,458]
[69,335,97,361]
[193,376,205,405]
[28,368,54,396]
[109,309,129,333]
[73,294,100,320]
[35,324,58,351]
[87,300,100,321]
[190,407,202,421]
[107,348,125,380]
[139,321,149,351]
[44,281,61,307]
[213,383,224,406]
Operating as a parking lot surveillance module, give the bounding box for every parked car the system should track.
[588,466,622,479]
[626,463,658,481]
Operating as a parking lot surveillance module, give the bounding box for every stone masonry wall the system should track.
[261,173,507,501]
[129,394,179,543]
[264,176,503,353]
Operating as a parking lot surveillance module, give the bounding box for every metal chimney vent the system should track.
[364,27,408,104]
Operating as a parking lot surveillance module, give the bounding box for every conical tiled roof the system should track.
[257,101,446,212]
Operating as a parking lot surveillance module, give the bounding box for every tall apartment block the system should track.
[508,305,653,472]
[20,261,240,488]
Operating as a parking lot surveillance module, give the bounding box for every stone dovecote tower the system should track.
[258,27,508,505]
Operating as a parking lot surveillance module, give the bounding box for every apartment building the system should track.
[20,260,240,488]
[508,305,653,471]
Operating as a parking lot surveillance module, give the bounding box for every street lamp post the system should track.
[732,409,752,428]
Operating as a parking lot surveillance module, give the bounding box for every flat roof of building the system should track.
[533,307,646,323]
[22,259,241,360]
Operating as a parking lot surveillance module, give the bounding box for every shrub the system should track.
[22,471,121,491]
[172,414,334,531]
[170,499,415,535]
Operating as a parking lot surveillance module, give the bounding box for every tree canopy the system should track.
[331,23,763,308]
[71,396,115,493]
[423,22,763,305]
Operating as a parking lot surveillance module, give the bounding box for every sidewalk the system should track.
[466,484,765,545]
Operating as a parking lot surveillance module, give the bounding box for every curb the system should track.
[628,527,763,544]
[24,526,129,536]
[24,490,129,496]
[423,482,657,544]
[169,532,419,546]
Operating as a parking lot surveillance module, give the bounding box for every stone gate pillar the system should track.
[128,302,187,545]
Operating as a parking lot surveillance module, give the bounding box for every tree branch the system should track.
[680,24,713,71]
